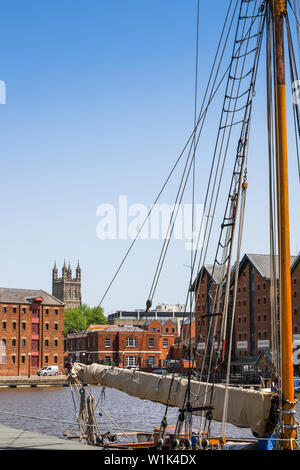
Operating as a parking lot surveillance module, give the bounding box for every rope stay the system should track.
[192,0,264,374]
[161,0,267,447]
[67,0,300,450]
[96,0,240,310]
[286,3,300,181]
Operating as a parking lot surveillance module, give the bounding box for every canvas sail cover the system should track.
[71,362,274,437]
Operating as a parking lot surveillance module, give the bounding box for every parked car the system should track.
[153,369,167,375]
[37,365,59,376]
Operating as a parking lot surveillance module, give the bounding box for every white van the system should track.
[37,365,59,376]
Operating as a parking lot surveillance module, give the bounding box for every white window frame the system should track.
[126,356,137,367]
[148,356,155,366]
[105,356,112,365]
[126,337,137,348]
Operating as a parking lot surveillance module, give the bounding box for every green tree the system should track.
[64,304,106,334]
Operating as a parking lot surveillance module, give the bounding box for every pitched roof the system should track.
[68,325,158,338]
[87,325,146,333]
[0,288,64,306]
[143,319,161,325]
[238,253,297,279]
[87,324,113,330]
[190,264,228,292]
[204,264,227,283]
[143,319,177,326]
[192,252,299,291]
[291,252,300,273]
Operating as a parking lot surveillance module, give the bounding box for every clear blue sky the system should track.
[0,1,299,316]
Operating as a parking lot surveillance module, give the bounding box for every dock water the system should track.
[0,375,94,450]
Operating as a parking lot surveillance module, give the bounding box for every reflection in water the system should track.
[0,386,298,442]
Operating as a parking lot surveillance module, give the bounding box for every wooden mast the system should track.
[271,0,296,448]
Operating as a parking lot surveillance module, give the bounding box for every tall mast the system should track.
[271,0,295,448]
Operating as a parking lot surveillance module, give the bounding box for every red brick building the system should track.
[0,288,65,376]
[165,316,197,372]
[180,316,196,344]
[191,265,224,367]
[232,253,299,360]
[143,319,177,335]
[292,253,300,334]
[192,253,300,371]
[66,322,177,370]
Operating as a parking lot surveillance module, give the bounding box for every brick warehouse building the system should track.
[0,288,65,376]
[191,264,225,351]
[192,253,300,370]
[232,253,300,360]
[66,322,177,369]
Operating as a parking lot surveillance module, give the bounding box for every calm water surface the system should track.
[0,385,299,442]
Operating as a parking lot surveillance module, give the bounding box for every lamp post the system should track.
[28,352,31,379]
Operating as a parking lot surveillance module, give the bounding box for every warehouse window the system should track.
[126,356,137,367]
[148,356,155,366]
[126,337,136,348]
[1,339,6,364]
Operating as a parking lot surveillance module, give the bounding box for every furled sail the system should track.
[71,363,274,437]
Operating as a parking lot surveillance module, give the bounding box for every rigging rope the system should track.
[221,169,248,436]
[180,7,266,394]
[266,5,280,381]
[286,6,300,181]
[165,0,266,444]
[196,0,264,441]
[193,0,264,414]
[151,0,262,321]
[96,0,237,310]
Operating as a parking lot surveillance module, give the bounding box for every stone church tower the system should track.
[52,260,82,309]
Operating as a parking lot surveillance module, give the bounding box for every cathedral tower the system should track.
[52,261,82,309]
